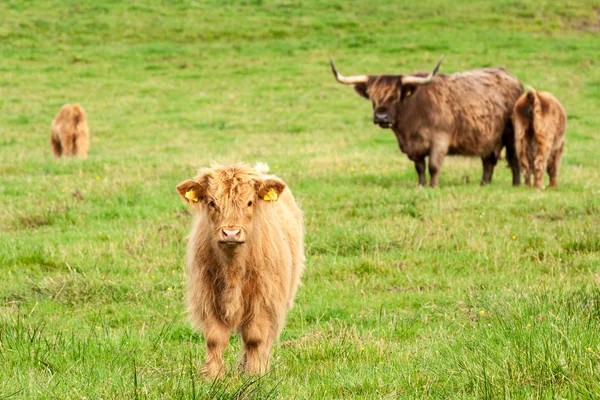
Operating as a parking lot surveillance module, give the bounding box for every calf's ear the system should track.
[354,83,369,99]
[176,180,203,206]
[257,178,286,202]
[176,169,212,206]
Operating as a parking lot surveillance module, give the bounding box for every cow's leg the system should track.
[532,123,551,189]
[522,165,531,187]
[414,157,427,186]
[520,148,532,187]
[505,139,521,187]
[515,126,531,186]
[533,144,549,189]
[428,142,448,188]
[481,153,498,185]
[547,142,564,188]
[75,127,90,159]
[201,315,231,379]
[521,147,533,187]
[503,120,521,186]
[60,133,75,157]
[240,313,273,376]
[51,135,62,159]
[507,145,521,186]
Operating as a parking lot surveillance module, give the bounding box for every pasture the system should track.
[1,0,599,398]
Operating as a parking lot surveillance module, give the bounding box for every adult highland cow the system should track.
[176,163,304,378]
[330,56,523,187]
[513,89,566,188]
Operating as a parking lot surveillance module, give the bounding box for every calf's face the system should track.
[177,167,285,248]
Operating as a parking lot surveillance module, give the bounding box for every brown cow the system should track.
[513,89,566,188]
[50,104,90,159]
[330,56,523,187]
[176,163,304,378]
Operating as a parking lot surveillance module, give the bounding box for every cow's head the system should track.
[330,56,444,129]
[176,163,285,249]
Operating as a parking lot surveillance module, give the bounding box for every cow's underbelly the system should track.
[449,126,503,157]
[394,127,503,160]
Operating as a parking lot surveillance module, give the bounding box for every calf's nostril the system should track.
[222,228,241,239]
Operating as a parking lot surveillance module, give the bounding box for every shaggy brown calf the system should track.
[330,56,523,187]
[176,163,304,378]
[50,104,90,159]
[513,89,566,188]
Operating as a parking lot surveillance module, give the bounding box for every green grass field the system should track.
[1,0,599,398]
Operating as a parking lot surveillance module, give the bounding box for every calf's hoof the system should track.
[202,362,225,380]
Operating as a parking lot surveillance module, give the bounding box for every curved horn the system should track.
[329,55,368,85]
[402,55,444,86]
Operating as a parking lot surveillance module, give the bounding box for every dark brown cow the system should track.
[330,56,523,187]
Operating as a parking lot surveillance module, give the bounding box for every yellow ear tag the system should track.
[263,188,278,201]
[185,190,198,202]
[405,90,412,97]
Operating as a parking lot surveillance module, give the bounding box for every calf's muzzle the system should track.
[220,226,244,244]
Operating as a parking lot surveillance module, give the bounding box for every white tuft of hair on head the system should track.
[254,162,270,174]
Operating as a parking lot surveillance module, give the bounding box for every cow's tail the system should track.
[527,89,542,132]
[527,88,550,164]
[71,104,84,126]
[523,84,535,94]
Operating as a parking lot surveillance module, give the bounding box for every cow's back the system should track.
[396,68,522,158]
[441,68,522,155]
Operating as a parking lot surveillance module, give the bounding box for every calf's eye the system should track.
[208,200,216,208]
[247,200,253,207]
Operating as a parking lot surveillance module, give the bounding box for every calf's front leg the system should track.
[240,313,275,376]
[202,316,231,379]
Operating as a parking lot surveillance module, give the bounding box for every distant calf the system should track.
[50,104,90,159]
[176,163,304,378]
[513,89,566,188]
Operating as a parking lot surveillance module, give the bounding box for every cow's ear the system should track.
[176,170,212,207]
[176,180,204,206]
[401,84,417,102]
[354,83,369,99]
[257,178,286,202]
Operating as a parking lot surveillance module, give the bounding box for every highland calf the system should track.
[50,104,90,159]
[330,56,523,187]
[513,89,566,188]
[176,163,304,378]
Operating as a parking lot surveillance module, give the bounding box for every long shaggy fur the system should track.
[50,104,90,159]
[343,66,523,187]
[513,89,566,188]
[176,163,304,378]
